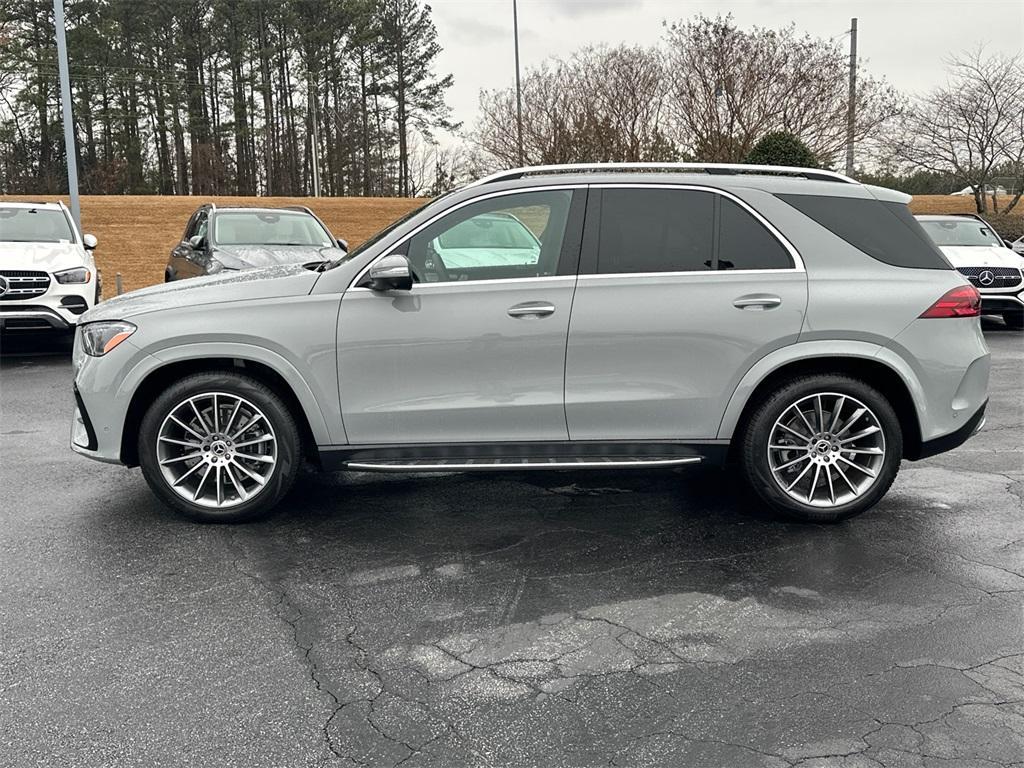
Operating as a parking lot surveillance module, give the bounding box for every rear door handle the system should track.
[733,294,782,310]
[508,301,556,318]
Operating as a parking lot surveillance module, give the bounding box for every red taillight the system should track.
[919,285,981,318]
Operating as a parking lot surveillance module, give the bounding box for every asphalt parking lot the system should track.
[1,325,1022,768]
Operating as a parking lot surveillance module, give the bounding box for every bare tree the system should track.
[472,45,675,170]
[663,15,901,165]
[406,128,467,195]
[892,49,1024,214]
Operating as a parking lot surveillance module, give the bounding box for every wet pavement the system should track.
[1,325,1022,767]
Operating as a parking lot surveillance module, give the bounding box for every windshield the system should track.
[437,216,538,249]
[918,219,1003,247]
[213,211,333,246]
[0,207,75,243]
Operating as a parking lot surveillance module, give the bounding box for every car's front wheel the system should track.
[740,375,903,523]
[138,372,301,522]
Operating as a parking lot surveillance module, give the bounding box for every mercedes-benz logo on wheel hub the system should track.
[0,275,8,297]
[978,270,995,286]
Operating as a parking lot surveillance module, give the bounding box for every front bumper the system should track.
[979,293,1023,314]
[0,279,97,330]
[0,305,71,330]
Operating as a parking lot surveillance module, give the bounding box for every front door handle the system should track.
[508,301,555,318]
[733,294,782,310]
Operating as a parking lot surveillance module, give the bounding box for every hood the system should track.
[81,263,321,323]
[214,244,345,269]
[0,241,88,272]
[937,245,1023,270]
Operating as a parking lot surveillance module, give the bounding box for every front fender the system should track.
[119,341,338,445]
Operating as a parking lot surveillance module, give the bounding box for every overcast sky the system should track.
[429,0,1024,144]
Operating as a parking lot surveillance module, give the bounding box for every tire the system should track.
[740,375,903,523]
[138,371,301,523]
[1002,311,1024,330]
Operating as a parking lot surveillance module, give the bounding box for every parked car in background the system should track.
[0,201,100,332]
[165,204,347,281]
[1010,235,1024,256]
[71,163,990,525]
[916,213,1024,330]
[950,185,1008,197]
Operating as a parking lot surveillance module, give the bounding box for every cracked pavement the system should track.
[1,325,1021,767]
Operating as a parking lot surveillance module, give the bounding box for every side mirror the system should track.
[82,233,97,250]
[337,238,348,252]
[367,254,413,291]
[188,235,206,250]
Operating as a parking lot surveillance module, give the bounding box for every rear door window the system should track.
[778,194,951,270]
[597,188,714,273]
[717,198,793,270]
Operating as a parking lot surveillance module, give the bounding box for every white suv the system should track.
[0,201,100,332]
[916,214,1024,330]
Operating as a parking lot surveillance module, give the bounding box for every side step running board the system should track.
[343,456,702,472]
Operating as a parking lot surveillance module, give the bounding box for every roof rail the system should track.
[470,162,857,186]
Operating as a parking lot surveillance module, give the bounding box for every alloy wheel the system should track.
[156,392,277,509]
[767,392,886,508]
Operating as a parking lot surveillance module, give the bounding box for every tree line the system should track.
[0,0,457,197]
[1,7,1021,214]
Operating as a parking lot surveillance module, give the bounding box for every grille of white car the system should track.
[0,270,51,300]
[956,266,1023,289]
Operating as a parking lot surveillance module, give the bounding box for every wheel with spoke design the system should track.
[139,372,301,522]
[741,375,902,522]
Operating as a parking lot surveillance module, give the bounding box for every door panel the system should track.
[565,271,806,440]
[337,278,575,443]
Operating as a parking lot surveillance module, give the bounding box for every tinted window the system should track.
[0,207,74,243]
[718,198,792,270]
[598,189,714,274]
[407,190,572,282]
[777,194,950,270]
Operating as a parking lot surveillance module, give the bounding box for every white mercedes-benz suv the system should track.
[0,201,100,332]
[916,214,1024,330]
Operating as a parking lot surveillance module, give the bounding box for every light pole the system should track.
[513,0,524,167]
[53,0,80,230]
[845,17,858,177]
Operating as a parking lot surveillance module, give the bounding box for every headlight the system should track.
[54,267,92,284]
[80,321,137,356]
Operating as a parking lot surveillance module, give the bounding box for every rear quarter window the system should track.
[777,194,951,270]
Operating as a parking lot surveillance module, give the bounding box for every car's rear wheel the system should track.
[740,375,902,523]
[138,372,301,522]
[1002,311,1023,330]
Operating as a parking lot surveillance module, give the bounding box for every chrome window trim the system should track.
[349,185,585,289]
[589,182,805,274]
[346,274,574,294]
[349,181,805,291]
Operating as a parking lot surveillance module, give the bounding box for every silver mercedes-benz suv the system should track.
[70,163,990,524]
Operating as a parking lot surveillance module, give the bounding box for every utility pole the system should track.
[845,17,857,177]
[53,0,80,230]
[513,0,524,167]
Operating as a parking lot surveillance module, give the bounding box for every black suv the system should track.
[165,204,347,281]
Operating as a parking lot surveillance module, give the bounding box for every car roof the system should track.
[0,201,66,211]
[459,164,910,203]
[211,206,313,215]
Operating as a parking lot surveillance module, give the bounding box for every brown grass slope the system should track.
[1,194,1019,292]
